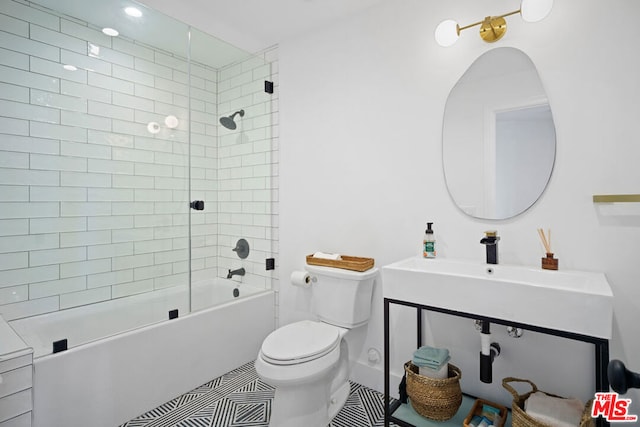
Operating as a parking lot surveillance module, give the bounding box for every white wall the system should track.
[278,0,640,410]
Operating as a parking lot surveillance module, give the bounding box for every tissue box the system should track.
[464,398,507,427]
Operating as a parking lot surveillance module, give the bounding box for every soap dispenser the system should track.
[423,222,436,258]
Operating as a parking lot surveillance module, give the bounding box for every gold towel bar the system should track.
[592,194,640,203]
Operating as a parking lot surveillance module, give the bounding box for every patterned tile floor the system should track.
[121,361,398,427]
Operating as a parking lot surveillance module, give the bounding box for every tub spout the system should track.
[227,267,245,279]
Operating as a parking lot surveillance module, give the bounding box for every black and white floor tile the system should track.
[121,361,399,427]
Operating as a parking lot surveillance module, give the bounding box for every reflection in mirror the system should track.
[443,47,556,220]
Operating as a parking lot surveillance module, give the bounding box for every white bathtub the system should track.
[9,279,275,427]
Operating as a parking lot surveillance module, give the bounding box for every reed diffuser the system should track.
[537,228,558,270]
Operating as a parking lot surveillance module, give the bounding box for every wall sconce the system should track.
[435,0,553,47]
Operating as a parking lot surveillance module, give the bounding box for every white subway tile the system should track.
[60,287,110,309]
[111,279,154,298]
[112,92,153,112]
[154,52,188,72]
[113,64,154,86]
[112,119,152,138]
[0,264,58,287]
[60,258,111,278]
[111,202,153,216]
[0,46,28,70]
[30,153,87,172]
[90,45,134,68]
[154,77,188,96]
[30,247,86,267]
[88,100,134,121]
[88,130,133,148]
[134,57,172,79]
[0,296,58,320]
[60,230,110,247]
[153,273,187,290]
[134,263,172,281]
[30,24,86,53]
[88,72,134,94]
[153,225,188,240]
[0,164,60,187]
[30,56,87,84]
[88,158,134,175]
[134,238,172,254]
[134,84,172,103]
[0,252,28,271]
[87,242,133,260]
[61,80,111,103]
[0,219,28,236]
[0,202,59,219]
[30,186,86,202]
[29,276,86,299]
[61,110,111,132]
[155,177,187,190]
[88,188,134,202]
[112,253,153,270]
[3,1,59,30]
[0,12,28,37]
[87,269,133,288]
[112,175,154,189]
[153,202,185,215]
[30,122,87,143]
[60,202,111,217]
[61,49,112,77]
[111,228,153,243]
[0,30,59,62]
[0,152,28,169]
[112,38,153,61]
[134,162,172,177]
[30,217,86,234]
[133,189,173,202]
[61,141,111,159]
[153,248,188,264]
[30,89,87,112]
[87,215,133,230]
[0,81,28,103]
[190,86,216,103]
[154,152,187,167]
[0,285,28,305]
[61,171,111,188]
[134,214,172,228]
[60,19,111,49]
[0,117,28,136]
[113,147,154,164]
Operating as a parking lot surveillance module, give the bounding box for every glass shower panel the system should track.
[0,0,191,355]
[189,28,274,311]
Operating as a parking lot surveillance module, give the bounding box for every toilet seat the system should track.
[260,320,342,365]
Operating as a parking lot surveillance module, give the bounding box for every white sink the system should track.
[382,257,613,339]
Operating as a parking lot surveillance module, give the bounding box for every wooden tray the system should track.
[306,254,374,272]
[463,398,507,427]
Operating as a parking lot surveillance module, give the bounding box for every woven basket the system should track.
[404,361,462,421]
[502,377,595,427]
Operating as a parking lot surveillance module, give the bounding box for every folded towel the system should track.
[414,355,451,371]
[525,392,585,427]
[412,346,450,368]
[313,251,342,260]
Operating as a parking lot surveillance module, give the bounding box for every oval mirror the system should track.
[443,47,556,220]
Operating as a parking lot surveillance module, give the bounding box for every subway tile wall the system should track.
[0,0,278,321]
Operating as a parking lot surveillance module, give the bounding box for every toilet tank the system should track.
[306,264,378,329]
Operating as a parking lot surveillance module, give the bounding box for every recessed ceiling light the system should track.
[124,7,142,18]
[63,64,78,71]
[102,27,119,37]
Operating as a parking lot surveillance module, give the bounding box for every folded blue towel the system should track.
[412,346,450,369]
[413,355,450,369]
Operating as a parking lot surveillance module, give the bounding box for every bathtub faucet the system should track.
[227,267,245,279]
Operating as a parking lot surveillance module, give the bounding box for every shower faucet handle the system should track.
[190,200,204,210]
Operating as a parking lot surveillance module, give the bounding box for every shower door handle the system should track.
[190,200,204,211]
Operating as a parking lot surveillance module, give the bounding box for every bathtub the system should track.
[9,279,275,427]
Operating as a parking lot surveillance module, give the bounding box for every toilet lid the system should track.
[261,320,341,365]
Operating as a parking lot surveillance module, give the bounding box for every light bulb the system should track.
[520,0,553,22]
[435,20,460,47]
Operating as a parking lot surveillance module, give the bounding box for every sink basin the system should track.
[382,257,613,339]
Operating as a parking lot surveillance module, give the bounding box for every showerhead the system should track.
[219,109,245,130]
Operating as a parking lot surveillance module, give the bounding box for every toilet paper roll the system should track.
[290,270,311,288]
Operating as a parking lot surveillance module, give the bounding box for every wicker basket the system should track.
[305,254,374,271]
[404,361,462,421]
[502,377,595,427]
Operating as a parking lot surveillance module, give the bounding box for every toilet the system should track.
[255,264,378,427]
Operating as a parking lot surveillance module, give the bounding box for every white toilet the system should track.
[255,264,378,427]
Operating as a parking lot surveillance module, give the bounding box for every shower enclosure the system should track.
[0,0,276,356]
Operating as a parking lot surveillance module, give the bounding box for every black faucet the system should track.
[480,231,500,264]
[227,267,245,279]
